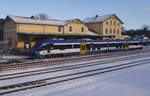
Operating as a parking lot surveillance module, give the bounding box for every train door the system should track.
[125,41,129,51]
[80,42,87,55]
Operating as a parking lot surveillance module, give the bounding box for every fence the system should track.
[0,41,31,59]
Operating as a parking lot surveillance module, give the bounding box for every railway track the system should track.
[0,58,149,95]
[0,54,150,95]
[0,53,150,81]
[0,49,150,71]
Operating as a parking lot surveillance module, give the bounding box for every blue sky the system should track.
[0,0,150,30]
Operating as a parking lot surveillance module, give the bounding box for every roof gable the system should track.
[64,19,87,26]
[83,14,124,24]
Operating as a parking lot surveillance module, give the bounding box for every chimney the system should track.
[95,15,99,18]
[31,16,35,19]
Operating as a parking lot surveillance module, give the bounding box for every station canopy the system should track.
[18,33,115,41]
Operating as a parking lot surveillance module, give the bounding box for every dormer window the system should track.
[106,22,108,25]
[81,27,84,32]
[58,26,61,32]
[95,15,99,18]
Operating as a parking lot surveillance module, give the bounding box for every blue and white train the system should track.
[31,39,143,58]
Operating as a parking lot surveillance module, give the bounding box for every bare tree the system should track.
[33,13,49,20]
[142,25,150,31]
[0,18,4,41]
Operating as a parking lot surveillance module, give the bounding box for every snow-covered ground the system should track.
[44,63,150,96]
[0,51,149,96]
[7,60,150,96]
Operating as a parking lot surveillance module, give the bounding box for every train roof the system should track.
[42,39,140,43]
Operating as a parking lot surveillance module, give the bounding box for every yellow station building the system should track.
[4,15,98,50]
[83,14,124,40]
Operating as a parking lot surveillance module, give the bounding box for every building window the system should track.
[106,22,108,25]
[58,26,61,32]
[114,29,116,34]
[117,29,120,34]
[110,29,112,34]
[118,23,120,26]
[114,21,116,25]
[69,26,72,32]
[106,29,108,34]
[81,27,84,32]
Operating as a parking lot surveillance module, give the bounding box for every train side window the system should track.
[47,49,50,53]
[123,45,125,48]
[92,46,95,50]
[59,45,66,50]
[74,44,80,48]
[97,48,101,50]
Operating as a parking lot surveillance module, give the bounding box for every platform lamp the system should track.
[27,35,35,55]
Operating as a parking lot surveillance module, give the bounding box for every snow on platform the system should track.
[0,55,29,59]
[0,53,149,87]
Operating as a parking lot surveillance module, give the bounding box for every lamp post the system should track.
[27,35,35,55]
[0,42,4,60]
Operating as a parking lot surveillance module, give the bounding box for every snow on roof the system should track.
[64,19,78,24]
[83,14,123,24]
[8,15,79,26]
[86,31,100,36]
